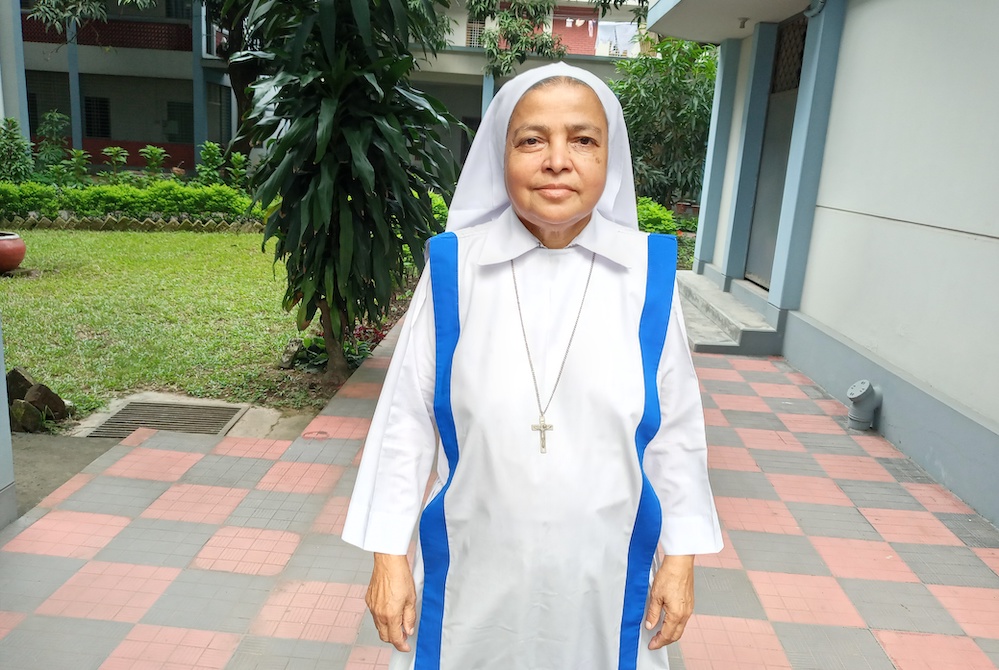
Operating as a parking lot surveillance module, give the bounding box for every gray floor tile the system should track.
[140,432,223,453]
[0,551,85,611]
[702,380,755,395]
[81,445,133,475]
[728,530,830,575]
[141,570,277,633]
[59,476,171,518]
[936,513,999,549]
[837,480,924,511]
[667,642,686,669]
[228,636,352,669]
[878,458,935,484]
[320,397,379,417]
[800,385,829,400]
[976,637,999,667]
[751,450,825,477]
[332,468,359,498]
[786,503,883,541]
[722,410,788,431]
[282,534,373,584]
[838,579,964,634]
[740,370,795,384]
[691,355,733,369]
[795,434,867,456]
[355,614,385,647]
[893,543,999,587]
[708,470,779,500]
[700,394,718,410]
[94,517,217,567]
[0,615,132,670]
[705,426,744,448]
[282,438,362,466]
[773,622,895,670]
[693,567,767,619]
[179,454,274,488]
[764,398,825,416]
[348,366,387,383]
[226,490,326,533]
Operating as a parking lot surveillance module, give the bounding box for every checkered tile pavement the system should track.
[2,329,998,669]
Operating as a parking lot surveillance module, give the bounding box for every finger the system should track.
[403,600,417,636]
[644,597,664,630]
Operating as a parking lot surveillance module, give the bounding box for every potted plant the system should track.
[0,232,27,273]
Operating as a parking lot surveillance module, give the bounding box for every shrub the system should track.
[138,145,170,180]
[60,148,92,187]
[17,181,58,217]
[195,141,225,186]
[429,191,449,227]
[34,110,70,171]
[0,118,34,184]
[227,151,249,192]
[636,196,678,236]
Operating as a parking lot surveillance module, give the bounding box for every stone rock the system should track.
[24,383,67,420]
[6,367,36,403]
[64,399,76,418]
[279,338,304,369]
[8,405,22,432]
[10,399,43,432]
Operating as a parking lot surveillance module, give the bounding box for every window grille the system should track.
[467,17,485,48]
[166,0,193,20]
[166,101,194,144]
[84,97,111,138]
[27,93,39,135]
[771,13,808,94]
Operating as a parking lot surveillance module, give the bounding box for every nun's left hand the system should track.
[644,554,695,649]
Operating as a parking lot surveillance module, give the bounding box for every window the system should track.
[165,0,193,20]
[27,93,39,135]
[165,101,194,144]
[84,97,111,138]
[467,17,485,48]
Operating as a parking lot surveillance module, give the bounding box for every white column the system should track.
[0,0,30,136]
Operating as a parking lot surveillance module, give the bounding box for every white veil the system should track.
[445,62,639,232]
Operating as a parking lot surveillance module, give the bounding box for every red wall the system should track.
[81,139,196,171]
[552,6,599,56]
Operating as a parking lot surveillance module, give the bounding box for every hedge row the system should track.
[0,181,264,221]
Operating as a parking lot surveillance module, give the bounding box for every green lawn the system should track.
[0,230,317,416]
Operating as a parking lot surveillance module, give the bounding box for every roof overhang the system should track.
[648,0,811,44]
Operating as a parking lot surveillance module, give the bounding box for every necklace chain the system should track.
[511,251,596,452]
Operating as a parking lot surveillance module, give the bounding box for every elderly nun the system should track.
[342,62,722,670]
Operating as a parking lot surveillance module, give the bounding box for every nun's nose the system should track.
[544,141,572,172]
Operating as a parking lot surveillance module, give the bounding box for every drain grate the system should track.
[88,401,247,439]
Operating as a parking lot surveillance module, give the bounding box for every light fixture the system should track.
[738,17,750,29]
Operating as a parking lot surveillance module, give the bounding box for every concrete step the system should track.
[676,270,781,355]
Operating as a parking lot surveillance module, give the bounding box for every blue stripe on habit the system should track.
[415,232,461,670]
[619,233,677,669]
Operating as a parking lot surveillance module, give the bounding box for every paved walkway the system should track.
[1,327,998,669]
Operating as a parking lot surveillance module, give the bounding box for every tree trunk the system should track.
[226,58,257,156]
[318,297,352,386]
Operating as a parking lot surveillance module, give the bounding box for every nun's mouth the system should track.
[536,185,576,198]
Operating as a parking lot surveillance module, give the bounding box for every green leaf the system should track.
[315,97,339,162]
[350,0,372,48]
[318,0,337,65]
[342,127,375,193]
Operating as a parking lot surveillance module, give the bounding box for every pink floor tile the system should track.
[346,646,393,670]
[715,497,802,535]
[251,581,367,644]
[212,437,291,460]
[814,399,849,416]
[364,357,391,369]
[703,408,730,427]
[2,510,130,559]
[708,445,760,472]
[679,614,792,669]
[102,447,204,482]
[100,624,241,670]
[902,483,976,514]
[973,549,999,576]
[193,527,300,577]
[695,530,743,570]
[120,428,158,447]
[874,631,997,670]
[776,414,844,435]
[302,416,372,440]
[734,428,805,452]
[36,562,180,623]
[141,484,248,525]
[860,509,963,546]
[713,394,772,412]
[786,372,815,386]
[313,496,351,535]
[352,445,365,467]
[810,537,919,582]
[336,383,384,399]
[729,358,780,372]
[747,571,865,627]
[928,585,999,638]
[257,462,345,495]
[813,454,894,482]
[852,435,906,459]
[0,611,26,642]
[766,473,853,507]
[748,383,808,399]
[38,473,95,508]
[695,367,745,382]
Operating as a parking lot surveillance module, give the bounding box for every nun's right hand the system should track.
[367,553,417,652]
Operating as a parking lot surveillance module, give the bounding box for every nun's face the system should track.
[504,82,608,244]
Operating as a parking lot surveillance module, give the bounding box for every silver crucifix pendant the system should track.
[532,413,553,453]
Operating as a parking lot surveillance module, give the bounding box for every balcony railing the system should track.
[21,15,193,52]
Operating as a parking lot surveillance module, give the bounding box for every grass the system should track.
[0,230,325,417]
[678,233,695,271]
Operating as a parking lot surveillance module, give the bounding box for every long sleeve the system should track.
[644,282,723,555]
[341,265,439,555]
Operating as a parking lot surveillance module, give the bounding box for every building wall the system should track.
[799,0,999,423]
[76,74,190,143]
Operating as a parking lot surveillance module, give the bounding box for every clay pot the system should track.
[0,232,27,273]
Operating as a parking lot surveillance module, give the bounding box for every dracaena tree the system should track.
[234,0,458,384]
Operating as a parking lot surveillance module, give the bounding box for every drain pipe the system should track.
[846,379,882,430]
